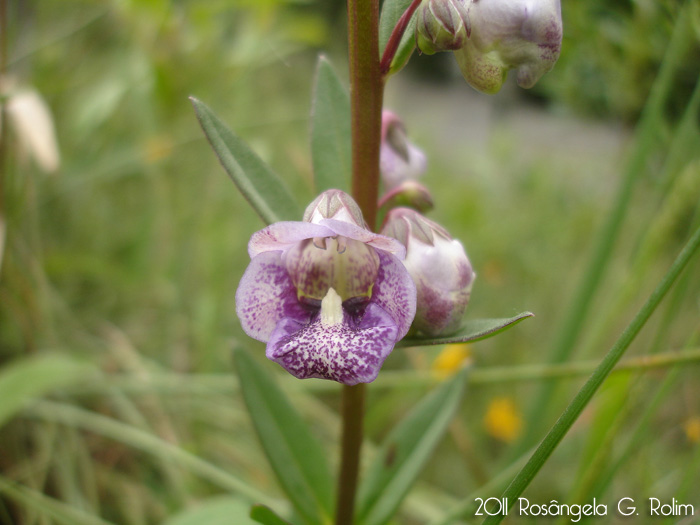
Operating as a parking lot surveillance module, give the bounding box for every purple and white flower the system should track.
[455,0,563,93]
[235,190,417,385]
[382,208,475,336]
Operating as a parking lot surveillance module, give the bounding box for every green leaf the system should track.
[480,224,700,525]
[250,504,292,525]
[356,367,469,525]
[310,56,351,193]
[190,97,302,225]
[379,0,418,76]
[163,497,257,525]
[398,312,535,347]
[234,349,334,525]
[0,354,94,429]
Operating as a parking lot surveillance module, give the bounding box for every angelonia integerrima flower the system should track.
[380,110,428,191]
[455,0,563,93]
[235,190,417,385]
[415,0,471,55]
[381,207,475,336]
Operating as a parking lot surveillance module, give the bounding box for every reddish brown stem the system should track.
[379,0,422,76]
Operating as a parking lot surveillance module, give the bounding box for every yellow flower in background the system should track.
[484,397,523,443]
[432,344,472,379]
[684,416,700,444]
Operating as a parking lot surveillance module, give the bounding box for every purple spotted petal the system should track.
[319,218,406,259]
[371,250,417,340]
[266,304,399,385]
[235,251,312,342]
[248,221,336,258]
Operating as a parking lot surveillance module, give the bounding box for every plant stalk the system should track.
[336,0,382,523]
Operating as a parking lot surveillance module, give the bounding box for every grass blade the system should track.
[398,313,534,347]
[356,367,469,525]
[190,97,302,225]
[310,56,351,193]
[0,475,114,525]
[481,224,700,525]
[0,354,94,429]
[234,349,334,525]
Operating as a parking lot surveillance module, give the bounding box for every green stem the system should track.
[335,384,366,525]
[482,223,700,525]
[348,0,383,230]
[336,0,382,523]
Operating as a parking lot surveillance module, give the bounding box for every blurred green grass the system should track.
[1,1,699,524]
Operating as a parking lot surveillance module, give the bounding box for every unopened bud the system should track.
[378,181,434,214]
[416,0,471,55]
[455,0,562,93]
[303,189,365,228]
[381,208,475,336]
[380,111,427,191]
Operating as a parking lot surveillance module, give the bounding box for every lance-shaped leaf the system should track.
[311,56,351,193]
[191,97,302,225]
[379,0,419,75]
[164,497,257,525]
[356,367,469,525]
[398,312,535,347]
[234,349,334,525]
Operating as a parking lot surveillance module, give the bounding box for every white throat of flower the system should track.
[320,287,344,327]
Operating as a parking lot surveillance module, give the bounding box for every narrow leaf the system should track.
[379,0,418,75]
[0,354,94,429]
[481,224,700,525]
[311,56,351,193]
[398,312,535,347]
[164,497,256,525]
[190,97,302,225]
[357,367,469,525]
[250,504,292,525]
[234,349,334,525]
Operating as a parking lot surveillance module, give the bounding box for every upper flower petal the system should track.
[319,218,407,259]
[248,221,336,258]
[370,250,417,340]
[235,251,313,342]
[266,303,399,385]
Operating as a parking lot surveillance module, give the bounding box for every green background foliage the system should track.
[0,0,699,523]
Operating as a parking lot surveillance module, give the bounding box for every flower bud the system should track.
[303,188,365,228]
[381,208,475,336]
[454,0,562,94]
[378,181,434,214]
[380,111,427,191]
[415,0,471,55]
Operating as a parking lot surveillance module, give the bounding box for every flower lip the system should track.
[236,190,418,384]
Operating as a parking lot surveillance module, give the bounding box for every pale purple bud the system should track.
[455,0,563,93]
[381,208,475,336]
[416,0,471,55]
[303,188,366,228]
[380,111,428,191]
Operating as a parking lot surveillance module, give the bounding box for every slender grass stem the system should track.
[482,224,700,525]
[515,4,697,457]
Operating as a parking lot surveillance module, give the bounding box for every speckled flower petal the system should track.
[235,251,312,342]
[371,250,417,340]
[248,221,336,258]
[266,304,399,385]
[319,219,406,259]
